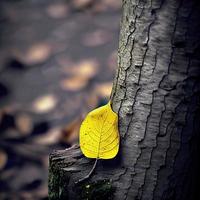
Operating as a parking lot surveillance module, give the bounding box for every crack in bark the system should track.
[123,87,141,138]
[152,50,158,74]
[161,79,198,200]
[130,90,156,199]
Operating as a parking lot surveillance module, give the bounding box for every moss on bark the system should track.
[76,179,115,200]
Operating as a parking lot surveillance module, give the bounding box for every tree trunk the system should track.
[48,0,200,199]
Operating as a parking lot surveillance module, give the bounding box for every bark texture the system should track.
[49,0,200,199]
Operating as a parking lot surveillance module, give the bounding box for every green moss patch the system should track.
[77,179,115,200]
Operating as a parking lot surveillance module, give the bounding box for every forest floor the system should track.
[0,0,121,199]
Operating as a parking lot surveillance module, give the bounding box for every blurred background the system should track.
[0,0,121,199]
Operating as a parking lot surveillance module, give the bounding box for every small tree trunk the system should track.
[48,0,200,199]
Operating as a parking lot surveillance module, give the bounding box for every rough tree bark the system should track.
[48,0,200,199]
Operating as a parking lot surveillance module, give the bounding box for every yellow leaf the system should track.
[80,101,119,159]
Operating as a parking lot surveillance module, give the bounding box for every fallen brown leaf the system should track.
[26,43,52,64]
[82,30,112,47]
[46,3,69,19]
[16,113,33,135]
[101,0,122,9]
[0,149,7,170]
[62,116,83,145]
[71,59,99,78]
[61,59,99,79]
[32,128,61,145]
[85,92,99,110]
[72,0,93,10]
[60,76,88,91]
[32,94,58,113]
[95,82,113,98]
[13,43,52,65]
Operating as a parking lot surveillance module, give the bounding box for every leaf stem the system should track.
[75,158,98,184]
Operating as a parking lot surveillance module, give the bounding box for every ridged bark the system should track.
[49,0,200,199]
